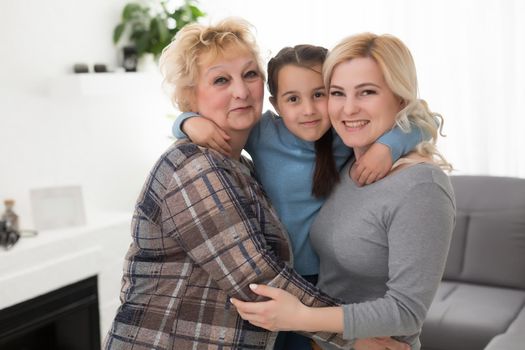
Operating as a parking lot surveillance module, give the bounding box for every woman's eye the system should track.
[244,70,259,79]
[213,77,228,85]
[330,90,344,97]
[361,89,376,96]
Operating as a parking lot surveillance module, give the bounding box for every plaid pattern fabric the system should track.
[104,140,352,350]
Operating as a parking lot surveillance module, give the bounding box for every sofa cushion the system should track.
[420,281,525,350]
[443,176,525,289]
[506,304,525,332]
[485,333,525,350]
[450,176,525,211]
[442,214,468,279]
[485,306,525,350]
[445,210,525,289]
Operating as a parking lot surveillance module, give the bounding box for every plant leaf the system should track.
[122,3,142,21]
[153,16,170,44]
[135,31,150,56]
[113,23,126,44]
[189,4,205,19]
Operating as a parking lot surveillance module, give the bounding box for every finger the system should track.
[365,172,379,185]
[214,136,232,155]
[230,297,267,315]
[375,170,388,182]
[349,165,362,187]
[357,168,371,186]
[249,284,282,300]
[211,140,229,157]
[208,140,227,156]
[217,127,231,141]
[352,161,364,176]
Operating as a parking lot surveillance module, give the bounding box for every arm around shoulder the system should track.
[172,111,199,139]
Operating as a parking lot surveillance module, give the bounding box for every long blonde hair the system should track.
[323,32,452,170]
[159,17,265,112]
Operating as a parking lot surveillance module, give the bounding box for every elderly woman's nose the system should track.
[231,79,250,99]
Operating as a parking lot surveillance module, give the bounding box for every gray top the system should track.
[310,161,456,350]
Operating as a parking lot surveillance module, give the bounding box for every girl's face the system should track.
[194,50,264,134]
[328,57,402,157]
[271,64,331,142]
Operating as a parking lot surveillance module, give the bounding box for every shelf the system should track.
[49,72,165,97]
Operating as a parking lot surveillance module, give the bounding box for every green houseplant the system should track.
[113,0,205,60]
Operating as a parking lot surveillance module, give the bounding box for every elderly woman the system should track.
[103,18,357,350]
[231,32,456,350]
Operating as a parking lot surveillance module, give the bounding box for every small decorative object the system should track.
[122,46,138,72]
[0,200,37,250]
[113,0,205,69]
[1,199,19,232]
[0,220,20,250]
[93,63,108,73]
[73,63,89,73]
[30,186,86,231]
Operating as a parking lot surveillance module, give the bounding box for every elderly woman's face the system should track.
[193,49,264,134]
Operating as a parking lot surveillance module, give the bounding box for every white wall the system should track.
[1,0,524,229]
[198,0,525,179]
[0,0,175,228]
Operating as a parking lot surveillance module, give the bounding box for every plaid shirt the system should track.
[104,140,351,350]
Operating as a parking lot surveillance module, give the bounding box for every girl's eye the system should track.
[244,70,259,79]
[213,76,229,85]
[313,91,326,99]
[287,96,299,103]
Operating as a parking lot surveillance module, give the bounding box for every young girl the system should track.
[172,44,424,349]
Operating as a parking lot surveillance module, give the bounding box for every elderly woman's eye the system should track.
[244,70,259,79]
[214,77,228,85]
[330,90,344,97]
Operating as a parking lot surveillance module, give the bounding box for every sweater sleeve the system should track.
[172,111,200,139]
[343,179,455,340]
[244,110,273,156]
[377,124,424,162]
[161,149,353,349]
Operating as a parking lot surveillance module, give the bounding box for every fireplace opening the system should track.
[0,276,100,350]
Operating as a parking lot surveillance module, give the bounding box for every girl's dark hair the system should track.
[267,45,339,198]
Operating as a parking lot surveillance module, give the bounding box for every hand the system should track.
[183,116,232,156]
[230,284,308,332]
[354,337,411,350]
[351,143,392,186]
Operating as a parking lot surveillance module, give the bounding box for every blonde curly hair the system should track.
[159,17,265,112]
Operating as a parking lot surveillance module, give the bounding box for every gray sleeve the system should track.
[343,180,455,339]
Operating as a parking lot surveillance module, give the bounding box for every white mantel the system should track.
[0,212,132,338]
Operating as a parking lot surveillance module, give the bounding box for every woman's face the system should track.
[271,64,331,142]
[328,57,402,155]
[193,49,264,134]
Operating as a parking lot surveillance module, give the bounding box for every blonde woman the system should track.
[232,33,455,350]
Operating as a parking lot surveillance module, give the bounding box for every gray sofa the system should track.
[421,175,525,350]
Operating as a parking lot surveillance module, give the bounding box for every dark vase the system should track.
[122,46,138,72]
